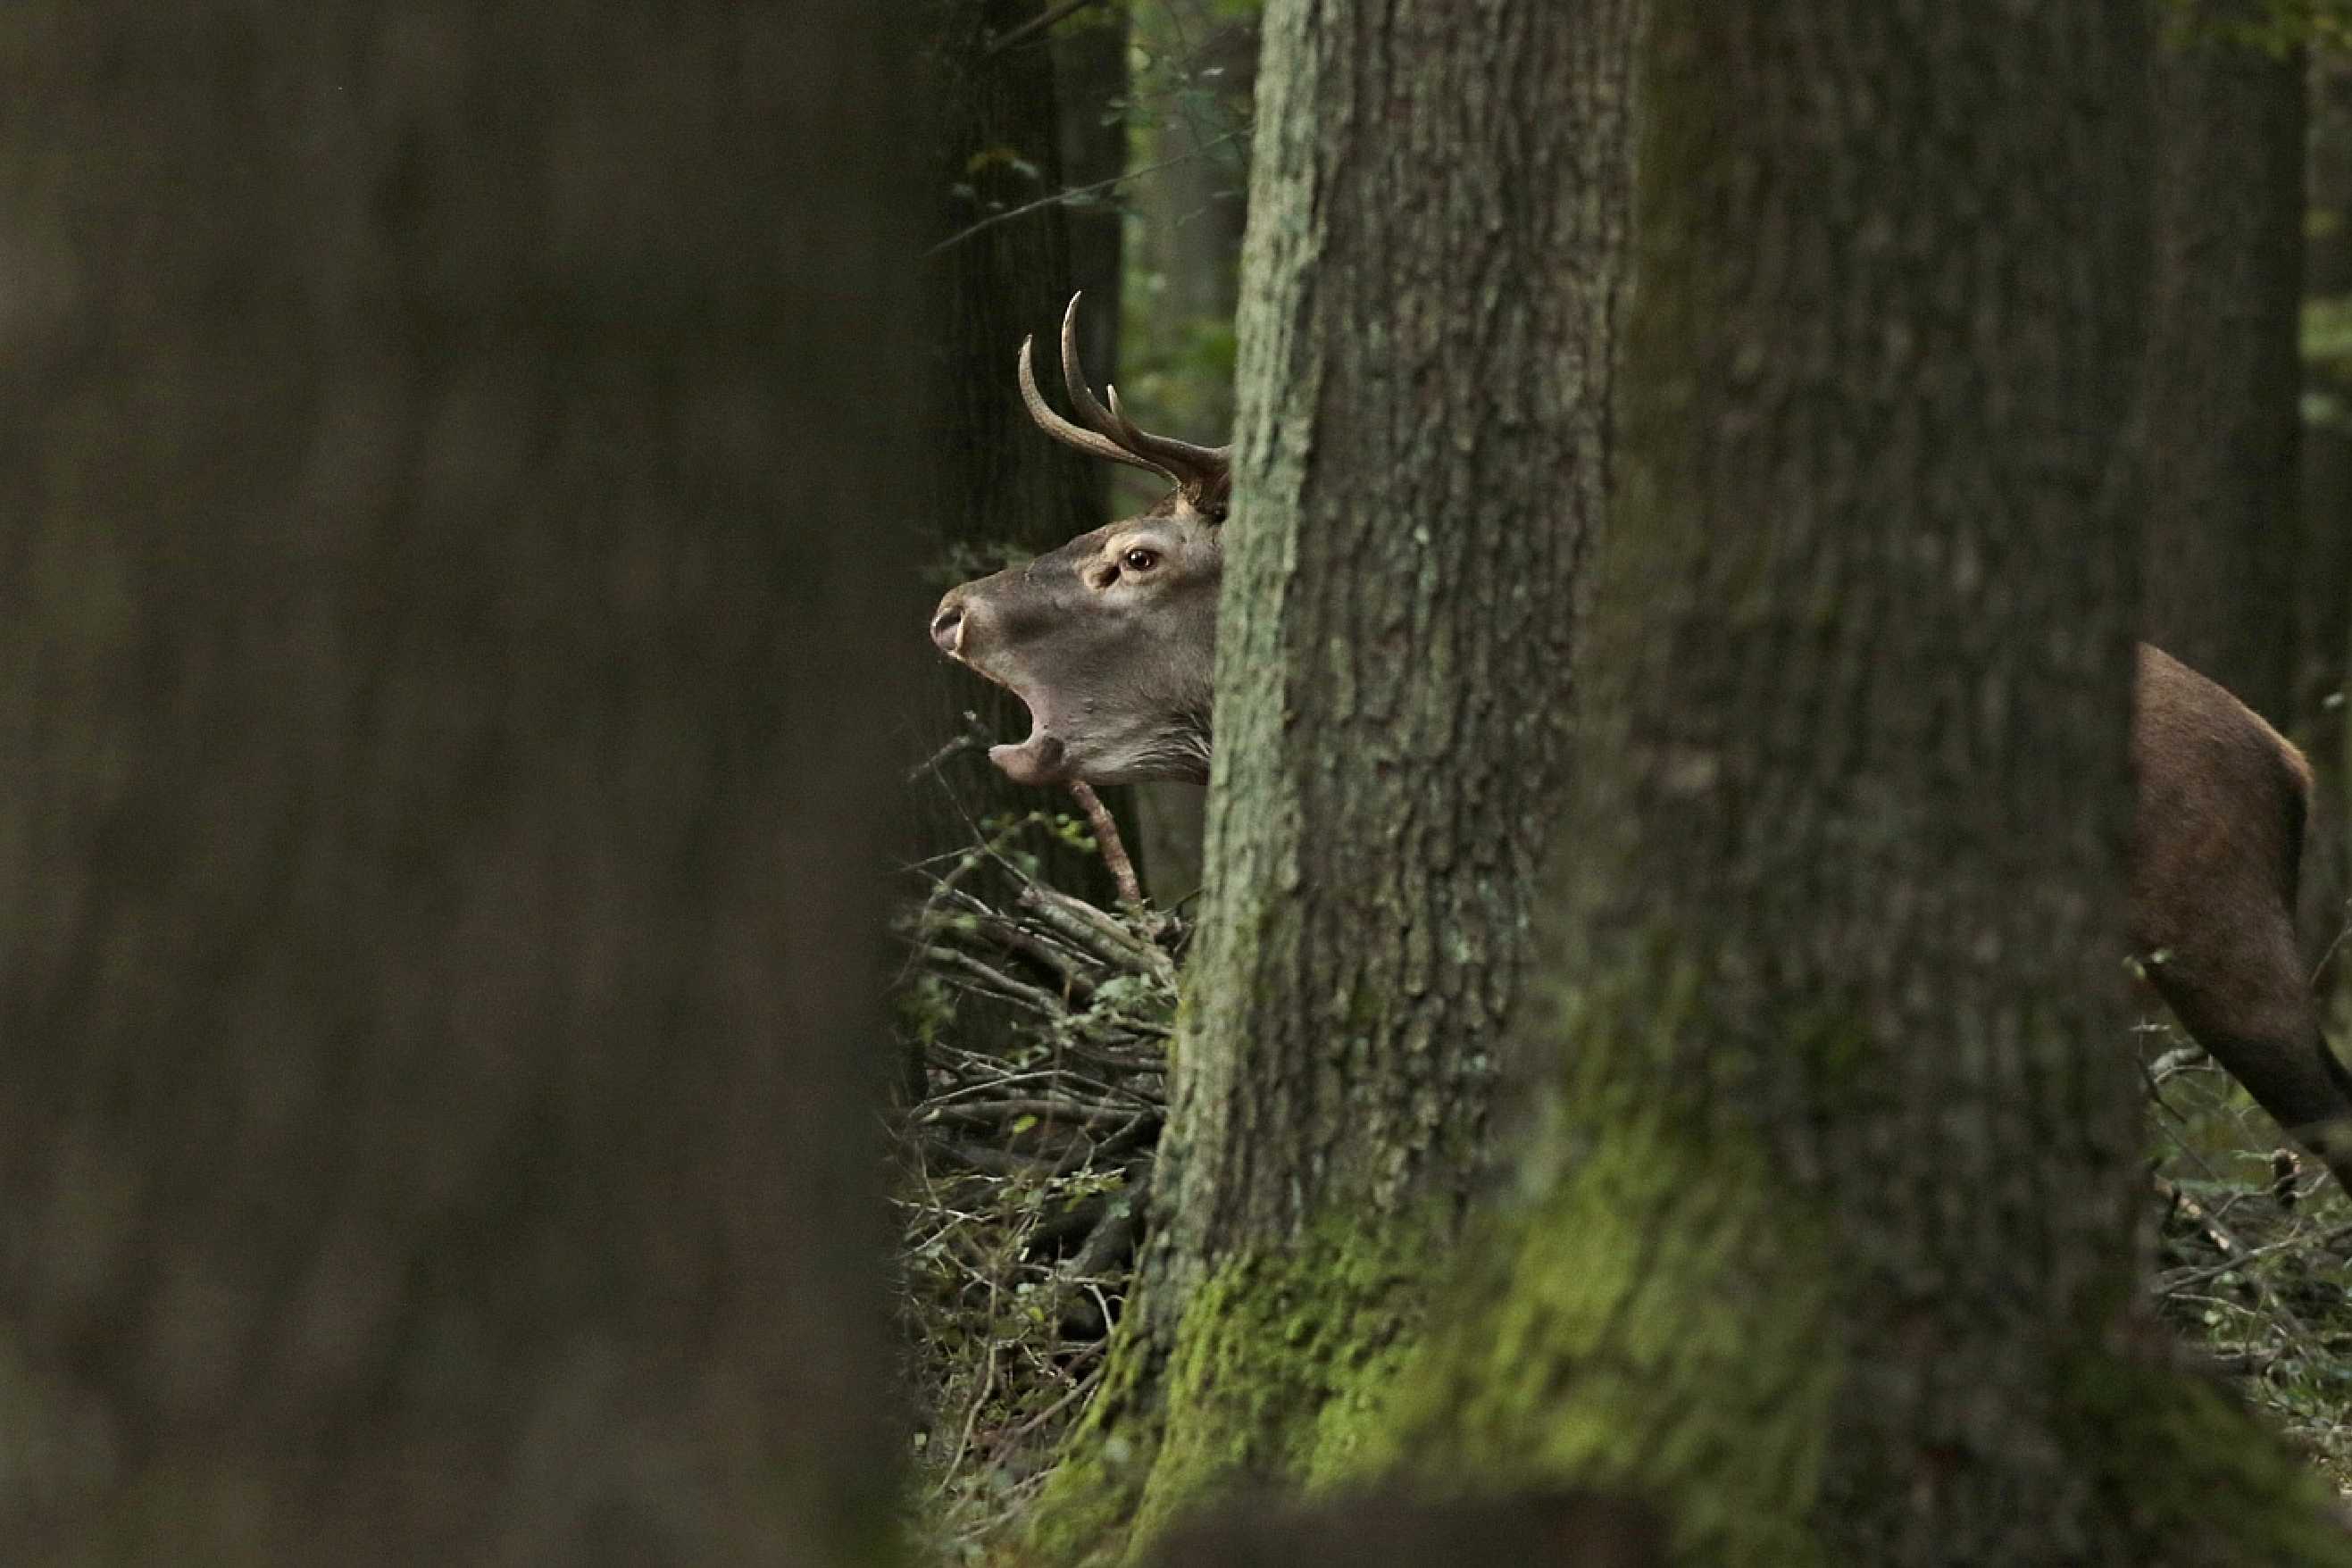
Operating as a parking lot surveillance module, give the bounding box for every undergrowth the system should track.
[2146,1026,2352,1489]
[890,819,2352,1556]
[891,809,1182,1564]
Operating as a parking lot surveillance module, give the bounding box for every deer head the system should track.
[930,295,1230,787]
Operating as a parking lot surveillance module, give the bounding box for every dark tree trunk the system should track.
[0,6,913,1565]
[1026,0,1635,1556]
[1380,5,2349,1562]
[2304,53,2352,995]
[2141,6,2304,722]
[922,0,1138,901]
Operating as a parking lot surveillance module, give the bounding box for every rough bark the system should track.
[2304,52,2352,996]
[0,5,913,1565]
[2141,5,2304,721]
[1378,5,2351,1564]
[922,0,1138,899]
[1025,1,1635,1558]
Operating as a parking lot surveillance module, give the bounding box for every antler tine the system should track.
[1030,291,1233,502]
[1057,292,1129,442]
[1104,383,1234,488]
[1018,333,1178,481]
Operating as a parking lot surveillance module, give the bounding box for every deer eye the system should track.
[1122,547,1161,573]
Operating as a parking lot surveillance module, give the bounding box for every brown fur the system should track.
[2131,645,2352,1185]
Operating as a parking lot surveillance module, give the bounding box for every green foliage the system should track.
[1114,314,1237,455]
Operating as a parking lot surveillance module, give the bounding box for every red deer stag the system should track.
[930,296,2352,1189]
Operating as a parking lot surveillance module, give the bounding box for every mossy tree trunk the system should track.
[922,0,1138,900]
[1375,4,2352,1564]
[2141,3,2305,723]
[0,5,915,1565]
[1027,1,1636,1558]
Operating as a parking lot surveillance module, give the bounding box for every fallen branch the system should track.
[1069,780,1147,908]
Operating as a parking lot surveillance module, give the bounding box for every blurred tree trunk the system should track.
[1025,0,1635,1557]
[2140,7,2304,721]
[1053,3,1131,413]
[1128,0,1260,904]
[1379,4,2350,1563]
[0,6,913,1566]
[2304,52,2352,996]
[922,0,1138,901]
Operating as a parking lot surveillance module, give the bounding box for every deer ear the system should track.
[1186,471,1232,523]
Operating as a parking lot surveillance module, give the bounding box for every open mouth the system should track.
[990,724,1070,786]
[939,643,1079,786]
[988,688,1074,785]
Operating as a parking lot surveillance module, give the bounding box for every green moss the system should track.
[1020,1208,1447,1566]
[1019,1297,1174,1568]
[1372,1096,1839,1568]
[1127,1209,1444,1552]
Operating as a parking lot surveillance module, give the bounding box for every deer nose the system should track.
[930,592,967,655]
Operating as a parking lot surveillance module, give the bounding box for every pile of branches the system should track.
[890,804,1181,1558]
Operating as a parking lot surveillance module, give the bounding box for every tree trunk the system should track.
[2304,52,2352,999]
[0,6,913,1565]
[1127,0,1261,905]
[1378,5,2350,1563]
[1027,1,1635,1556]
[922,0,1138,901]
[2141,6,2304,722]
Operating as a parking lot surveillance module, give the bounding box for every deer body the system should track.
[2131,646,2350,1180]
[934,296,2352,1188]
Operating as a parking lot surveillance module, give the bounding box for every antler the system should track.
[1017,293,1233,507]
[1019,333,1176,484]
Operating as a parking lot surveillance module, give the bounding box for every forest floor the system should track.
[2145,1036,2352,1490]
[892,811,1176,1563]
[890,819,2352,1560]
